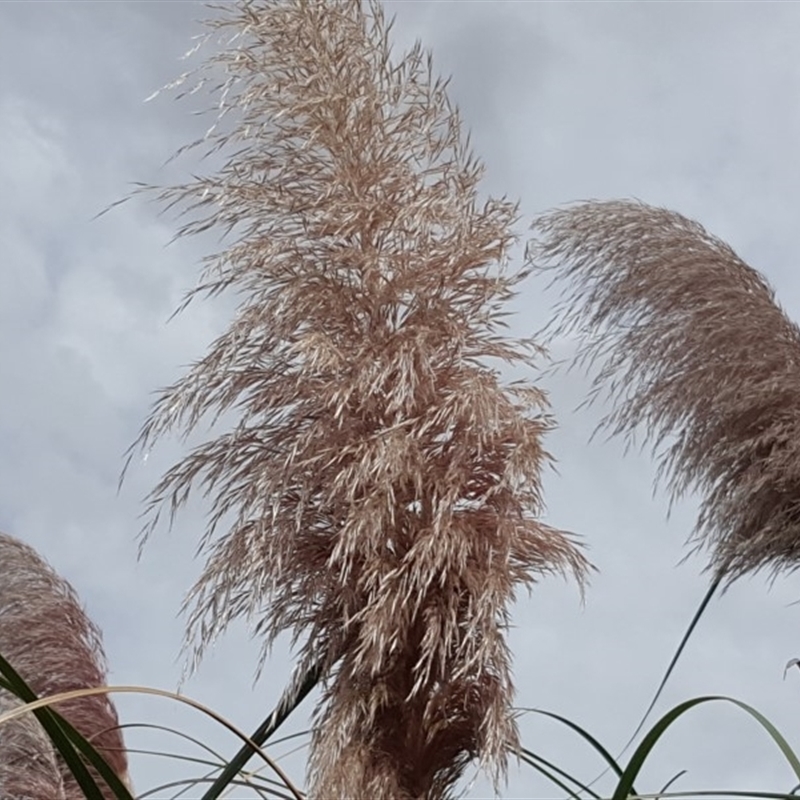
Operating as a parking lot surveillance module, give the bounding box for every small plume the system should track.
[124,1,589,797]
[530,199,800,584]
[0,533,131,798]
[0,692,65,799]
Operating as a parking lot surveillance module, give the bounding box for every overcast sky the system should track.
[3,2,800,798]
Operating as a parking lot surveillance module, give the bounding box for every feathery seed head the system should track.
[530,199,800,585]
[128,2,589,796]
[0,692,65,799]
[0,533,130,798]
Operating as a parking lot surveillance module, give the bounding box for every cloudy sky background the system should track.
[3,1,800,797]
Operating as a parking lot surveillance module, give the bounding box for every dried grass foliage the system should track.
[126,1,588,796]
[530,199,800,584]
[0,533,130,798]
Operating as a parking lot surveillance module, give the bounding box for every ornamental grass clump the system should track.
[530,199,800,585]
[125,1,589,797]
[0,532,130,798]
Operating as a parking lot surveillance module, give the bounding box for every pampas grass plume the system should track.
[126,2,589,797]
[530,199,800,585]
[0,532,130,798]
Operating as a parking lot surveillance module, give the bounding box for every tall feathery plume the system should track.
[0,533,131,798]
[529,199,800,584]
[126,1,589,797]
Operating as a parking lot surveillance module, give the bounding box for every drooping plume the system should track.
[0,532,130,799]
[530,199,800,584]
[125,1,588,797]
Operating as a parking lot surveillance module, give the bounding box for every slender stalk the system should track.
[202,655,325,799]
